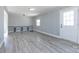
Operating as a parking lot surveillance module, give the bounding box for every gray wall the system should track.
[33,10,60,35]
[8,12,32,26]
[0,7,4,43]
[32,7,79,44]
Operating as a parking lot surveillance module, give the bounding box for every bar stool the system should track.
[21,27,23,32]
[14,27,16,32]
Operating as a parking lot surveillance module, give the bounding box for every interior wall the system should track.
[8,12,32,26]
[33,9,60,36]
[32,7,79,44]
[77,8,79,43]
[0,7,4,44]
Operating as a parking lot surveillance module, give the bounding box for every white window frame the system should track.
[63,10,74,26]
[36,19,40,26]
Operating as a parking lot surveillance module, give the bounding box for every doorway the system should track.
[60,7,78,43]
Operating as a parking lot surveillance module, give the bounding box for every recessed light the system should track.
[28,8,35,11]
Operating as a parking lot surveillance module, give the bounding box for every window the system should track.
[36,19,40,26]
[63,10,74,26]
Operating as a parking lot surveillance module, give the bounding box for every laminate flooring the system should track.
[0,32,79,53]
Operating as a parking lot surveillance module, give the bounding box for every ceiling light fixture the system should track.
[27,13,39,16]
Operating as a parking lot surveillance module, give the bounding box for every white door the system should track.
[60,7,78,43]
[4,10,8,45]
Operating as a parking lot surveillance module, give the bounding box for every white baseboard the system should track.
[34,29,63,39]
[34,29,79,44]
[0,40,4,48]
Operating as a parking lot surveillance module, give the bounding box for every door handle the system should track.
[61,24,63,28]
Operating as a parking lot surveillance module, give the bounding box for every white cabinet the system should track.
[8,26,14,32]
[23,27,27,32]
[16,27,21,32]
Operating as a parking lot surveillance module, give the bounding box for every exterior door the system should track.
[60,7,78,43]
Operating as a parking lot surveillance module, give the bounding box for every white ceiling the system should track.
[6,6,63,17]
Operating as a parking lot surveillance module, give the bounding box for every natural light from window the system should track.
[36,19,40,26]
[63,10,74,26]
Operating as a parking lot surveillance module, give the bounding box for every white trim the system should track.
[34,29,79,44]
[0,40,4,48]
[34,29,62,39]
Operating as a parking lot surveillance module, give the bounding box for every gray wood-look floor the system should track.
[0,32,79,53]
